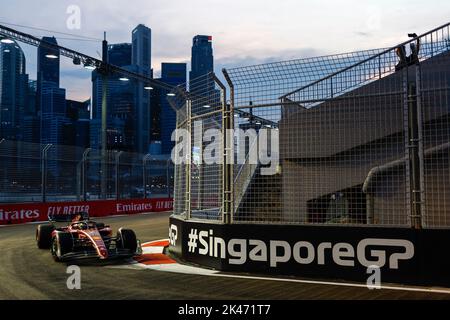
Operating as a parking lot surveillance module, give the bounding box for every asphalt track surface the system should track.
[0,212,449,300]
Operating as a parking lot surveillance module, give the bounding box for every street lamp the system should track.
[45,54,58,59]
[84,59,96,70]
[144,86,154,90]
[0,38,14,44]
[84,64,96,70]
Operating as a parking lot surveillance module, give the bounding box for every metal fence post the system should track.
[100,36,109,201]
[166,159,170,198]
[186,100,192,220]
[222,69,234,225]
[76,161,82,201]
[416,65,426,227]
[41,144,52,203]
[143,154,151,199]
[115,151,123,200]
[407,65,424,229]
[82,148,91,202]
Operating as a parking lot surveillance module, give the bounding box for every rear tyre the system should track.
[51,232,73,262]
[36,224,55,249]
[117,228,137,253]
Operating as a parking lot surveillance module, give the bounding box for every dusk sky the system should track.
[1,0,449,100]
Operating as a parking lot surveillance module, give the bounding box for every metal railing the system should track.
[170,73,228,222]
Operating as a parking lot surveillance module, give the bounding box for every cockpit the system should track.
[71,221,97,230]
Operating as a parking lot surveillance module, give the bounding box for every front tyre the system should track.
[51,232,73,262]
[36,224,55,249]
[116,228,137,253]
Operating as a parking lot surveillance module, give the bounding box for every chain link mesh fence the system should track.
[173,23,450,229]
[418,27,450,228]
[0,139,174,203]
[170,73,225,222]
[225,23,450,227]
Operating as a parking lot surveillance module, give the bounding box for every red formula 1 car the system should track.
[36,212,142,262]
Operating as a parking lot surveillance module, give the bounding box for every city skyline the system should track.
[1,0,449,101]
[0,24,214,155]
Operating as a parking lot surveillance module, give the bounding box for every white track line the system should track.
[208,273,450,295]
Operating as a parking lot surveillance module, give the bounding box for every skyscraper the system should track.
[0,40,27,141]
[150,85,162,144]
[65,99,90,149]
[40,85,68,146]
[37,36,67,145]
[108,43,132,67]
[160,63,187,154]
[132,24,152,154]
[26,80,37,115]
[89,117,125,151]
[132,25,151,72]
[91,42,136,151]
[22,80,39,144]
[37,37,60,114]
[190,35,214,81]
[91,70,133,151]
[91,26,152,153]
[41,84,66,116]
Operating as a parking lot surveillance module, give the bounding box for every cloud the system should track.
[62,77,91,101]
[215,47,326,70]
[2,0,449,100]
[355,31,372,37]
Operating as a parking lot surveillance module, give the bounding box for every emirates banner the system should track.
[0,198,173,226]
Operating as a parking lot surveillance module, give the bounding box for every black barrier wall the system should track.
[169,217,450,287]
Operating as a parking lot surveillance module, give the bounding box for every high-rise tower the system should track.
[0,39,27,140]
[190,35,214,81]
[132,24,152,153]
